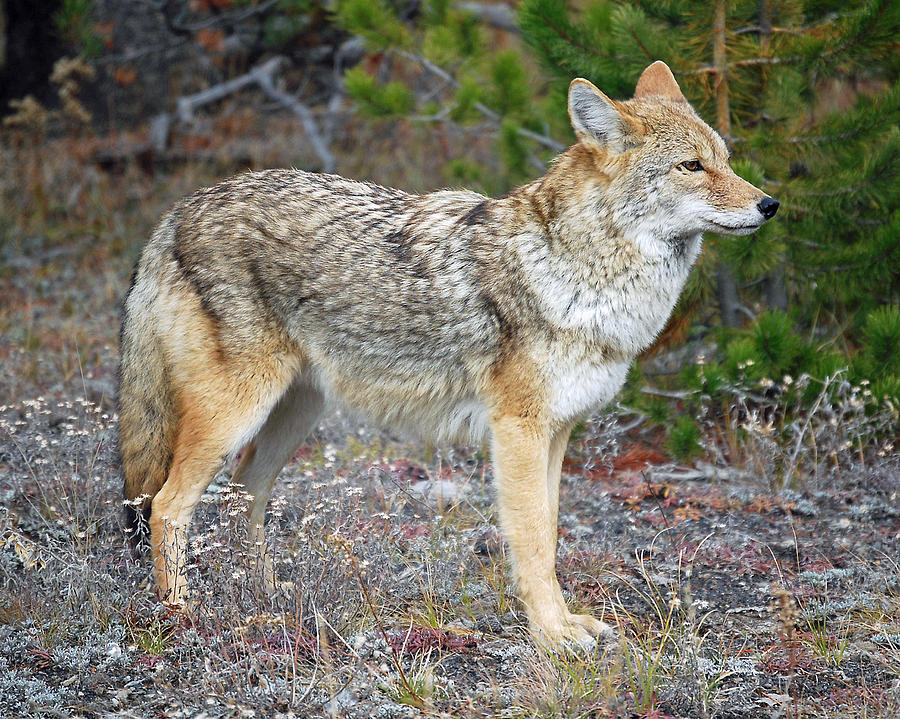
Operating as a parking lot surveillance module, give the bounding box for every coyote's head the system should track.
[566,62,778,243]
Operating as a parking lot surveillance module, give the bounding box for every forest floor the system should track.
[1,131,899,719]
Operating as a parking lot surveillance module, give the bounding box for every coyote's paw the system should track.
[532,611,617,652]
[160,595,196,615]
[155,584,194,613]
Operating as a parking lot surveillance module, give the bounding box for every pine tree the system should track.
[334,0,559,193]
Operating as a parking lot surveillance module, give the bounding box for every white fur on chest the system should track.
[548,356,630,423]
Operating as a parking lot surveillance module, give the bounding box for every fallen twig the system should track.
[640,386,697,400]
[646,462,754,482]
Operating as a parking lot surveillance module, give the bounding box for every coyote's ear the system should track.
[568,78,640,153]
[634,61,685,102]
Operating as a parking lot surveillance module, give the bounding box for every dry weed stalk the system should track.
[772,585,802,718]
[50,56,95,126]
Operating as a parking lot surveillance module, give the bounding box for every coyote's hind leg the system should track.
[231,379,325,588]
[150,403,235,606]
[148,323,299,606]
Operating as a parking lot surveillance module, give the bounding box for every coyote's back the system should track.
[120,170,509,458]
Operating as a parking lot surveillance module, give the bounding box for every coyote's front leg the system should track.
[491,415,611,648]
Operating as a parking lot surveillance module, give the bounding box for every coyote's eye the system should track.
[680,159,704,172]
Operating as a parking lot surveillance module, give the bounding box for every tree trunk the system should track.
[713,2,730,141]
[712,2,741,327]
[765,264,788,311]
[757,0,788,312]
[0,0,65,112]
[717,262,741,329]
[0,2,6,73]
[758,0,772,55]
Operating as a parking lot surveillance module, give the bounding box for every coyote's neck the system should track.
[503,144,682,252]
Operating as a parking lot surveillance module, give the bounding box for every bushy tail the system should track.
[118,274,176,553]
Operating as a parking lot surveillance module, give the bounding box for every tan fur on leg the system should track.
[546,421,613,641]
[547,422,574,534]
[150,405,234,606]
[491,414,607,647]
[148,326,299,606]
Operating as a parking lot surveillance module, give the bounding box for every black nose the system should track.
[757,197,779,220]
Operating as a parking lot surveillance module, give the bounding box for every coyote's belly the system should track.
[312,364,488,450]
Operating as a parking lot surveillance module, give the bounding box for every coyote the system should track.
[120,61,777,646]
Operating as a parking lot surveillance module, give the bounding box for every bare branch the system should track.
[174,56,336,173]
[255,71,337,174]
[175,57,284,123]
[157,0,282,37]
[788,131,857,144]
[686,55,804,75]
